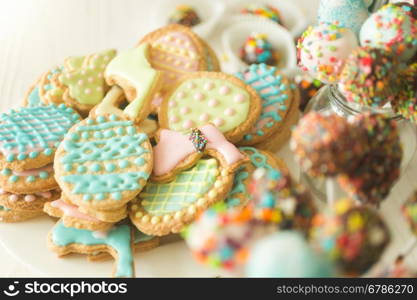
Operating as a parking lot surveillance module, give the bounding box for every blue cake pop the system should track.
[318,0,370,35]
[245,231,336,277]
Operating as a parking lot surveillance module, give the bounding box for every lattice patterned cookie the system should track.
[235,64,298,145]
[159,72,262,143]
[130,158,234,236]
[54,114,152,211]
[0,104,80,171]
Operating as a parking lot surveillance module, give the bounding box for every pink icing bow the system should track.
[153,124,245,177]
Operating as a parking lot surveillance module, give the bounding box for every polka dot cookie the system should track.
[159,72,262,143]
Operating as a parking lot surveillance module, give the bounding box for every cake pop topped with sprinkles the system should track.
[392,63,417,123]
[297,22,359,83]
[310,198,391,276]
[240,33,279,66]
[360,4,417,62]
[241,4,283,26]
[291,112,368,177]
[339,47,399,107]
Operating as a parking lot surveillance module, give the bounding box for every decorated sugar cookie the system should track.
[0,204,43,223]
[0,188,60,212]
[54,114,152,211]
[235,64,298,145]
[225,147,289,209]
[152,124,247,182]
[97,44,162,124]
[23,76,45,108]
[0,104,80,171]
[159,72,262,143]
[39,49,117,115]
[43,198,114,231]
[48,220,136,277]
[130,158,234,236]
[138,24,220,112]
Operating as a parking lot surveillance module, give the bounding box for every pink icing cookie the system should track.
[152,124,248,182]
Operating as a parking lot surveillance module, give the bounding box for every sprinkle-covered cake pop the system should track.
[392,63,417,123]
[291,112,368,177]
[249,169,317,235]
[360,4,417,62]
[310,198,391,276]
[318,0,370,35]
[297,23,359,83]
[241,4,283,26]
[339,47,399,107]
[246,231,336,277]
[240,33,279,66]
[402,190,417,235]
[168,5,201,27]
[337,113,403,206]
[183,203,276,272]
[294,73,324,111]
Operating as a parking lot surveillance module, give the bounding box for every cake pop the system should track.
[297,23,359,83]
[241,4,283,26]
[360,4,417,62]
[246,231,336,277]
[392,63,417,123]
[294,73,324,111]
[309,198,391,276]
[339,47,399,107]
[168,5,201,27]
[240,33,279,66]
[291,112,368,177]
[318,0,370,35]
[337,113,402,206]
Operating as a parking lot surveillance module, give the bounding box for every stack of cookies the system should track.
[3,24,300,277]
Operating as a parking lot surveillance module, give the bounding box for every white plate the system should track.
[0,145,299,277]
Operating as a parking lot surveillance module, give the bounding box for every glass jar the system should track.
[303,84,417,200]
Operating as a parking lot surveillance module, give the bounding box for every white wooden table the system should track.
[1,0,416,278]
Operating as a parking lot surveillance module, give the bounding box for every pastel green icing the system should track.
[167,78,250,133]
[59,49,116,105]
[141,159,218,216]
[65,55,86,71]
[105,44,158,119]
[52,221,133,277]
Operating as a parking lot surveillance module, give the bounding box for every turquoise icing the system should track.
[1,168,51,183]
[318,0,369,35]
[60,115,150,201]
[225,147,280,208]
[0,205,11,212]
[246,231,335,277]
[52,221,133,277]
[0,104,79,161]
[28,86,43,107]
[236,64,289,141]
[133,229,153,243]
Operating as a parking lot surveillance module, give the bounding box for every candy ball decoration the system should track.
[183,203,276,272]
[294,74,324,111]
[339,47,399,107]
[337,113,403,206]
[249,169,317,235]
[240,33,279,66]
[360,4,417,62]
[241,4,283,26]
[246,231,336,277]
[310,198,391,276]
[402,190,417,235]
[168,5,201,27]
[392,63,417,123]
[291,112,368,177]
[297,23,359,83]
[318,0,370,35]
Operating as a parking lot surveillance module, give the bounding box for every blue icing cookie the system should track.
[318,0,369,35]
[0,104,80,166]
[235,64,293,145]
[51,221,134,277]
[27,85,43,107]
[56,114,152,209]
